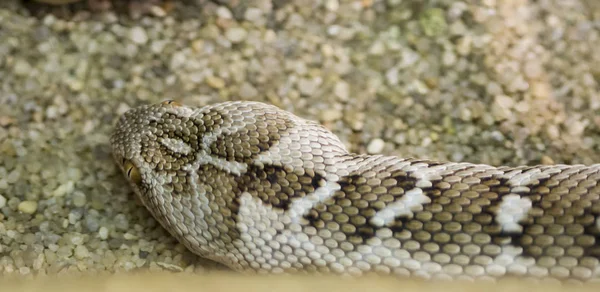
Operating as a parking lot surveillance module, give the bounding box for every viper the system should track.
[110,100,600,282]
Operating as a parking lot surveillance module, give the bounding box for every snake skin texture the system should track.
[110,100,600,282]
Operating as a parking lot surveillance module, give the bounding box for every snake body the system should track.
[110,100,600,282]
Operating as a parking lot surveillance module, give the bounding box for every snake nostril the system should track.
[161,100,183,107]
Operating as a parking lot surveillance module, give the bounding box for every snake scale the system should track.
[109,100,600,282]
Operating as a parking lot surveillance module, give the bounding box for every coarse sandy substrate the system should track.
[0,0,599,289]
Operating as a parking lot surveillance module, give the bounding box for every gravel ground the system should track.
[0,0,599,278]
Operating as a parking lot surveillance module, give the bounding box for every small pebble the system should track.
[51,181,74,197]
[386,67,399,86]
[149,5,167,17]
[206,76,226,89]
[7,170,20,184]
[0,194,6,208]
[442,50,457,66]
[74,245,90,259]
[99,227,109,240]
[325,0,339,11]
[156,262,184,272]
[541,156,555,165]
[70,234,84,245]
[85,216,100,232]
[0,116,15,127]
[72,191,87,207]
[18,201,38,214]
[367,139,386,154]
[239,82,258,99]
[19,267,31,275]
[320,109,343,122]
[114,214,129,231]
[244,8,263,23]
[13,60,32,76]
[369,41,385,55]
[298,78,319,96]
[129,26,149,45]
[334,81,350,101]
[216,6,233,19]
[123,233,138,240]
[225,27,248,43]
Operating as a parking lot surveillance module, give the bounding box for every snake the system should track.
[109,100,600,282]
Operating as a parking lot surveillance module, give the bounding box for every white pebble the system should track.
[216,6,233,19]
[99,226,109,240]
[149,5,166,17]
[51,181,74,197]
[385,67,399,85]
[298,78,319,96]
[0,194,6,208]
[524,60,542,79]
[116,103,131,116]
[239,82,258,99]
[18,201,38,214]
[442,50,457,66]
[334,81,350,101]
[45,106,58,119]
[367,138,385,154]
[368,41,385,55]
[320,109,343,122]
[13,59,32,76]
[325,0,339,11]
[225,27,248,43]
[130,26,148,45]
[566,118,587,136]
[74,245,90,259]
[7,169,20,184]
[156,262,184,272]
[244,8,263,23]
[72,191,87,207]
[151,40,168,54]
[123,233,138,240]
[19,267,31,275]
[70,234,84,245]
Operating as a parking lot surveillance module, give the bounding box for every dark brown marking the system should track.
[236,164,327,211]
[481,167,600,260]
[208,113,295,164]
[302,160,447,246]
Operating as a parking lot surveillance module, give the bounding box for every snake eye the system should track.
[161,100,182,107]
[122,159,142,184]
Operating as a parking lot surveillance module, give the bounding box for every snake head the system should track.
[111,100,192,196]
[109,99,275,268]
[110,99,351,271]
